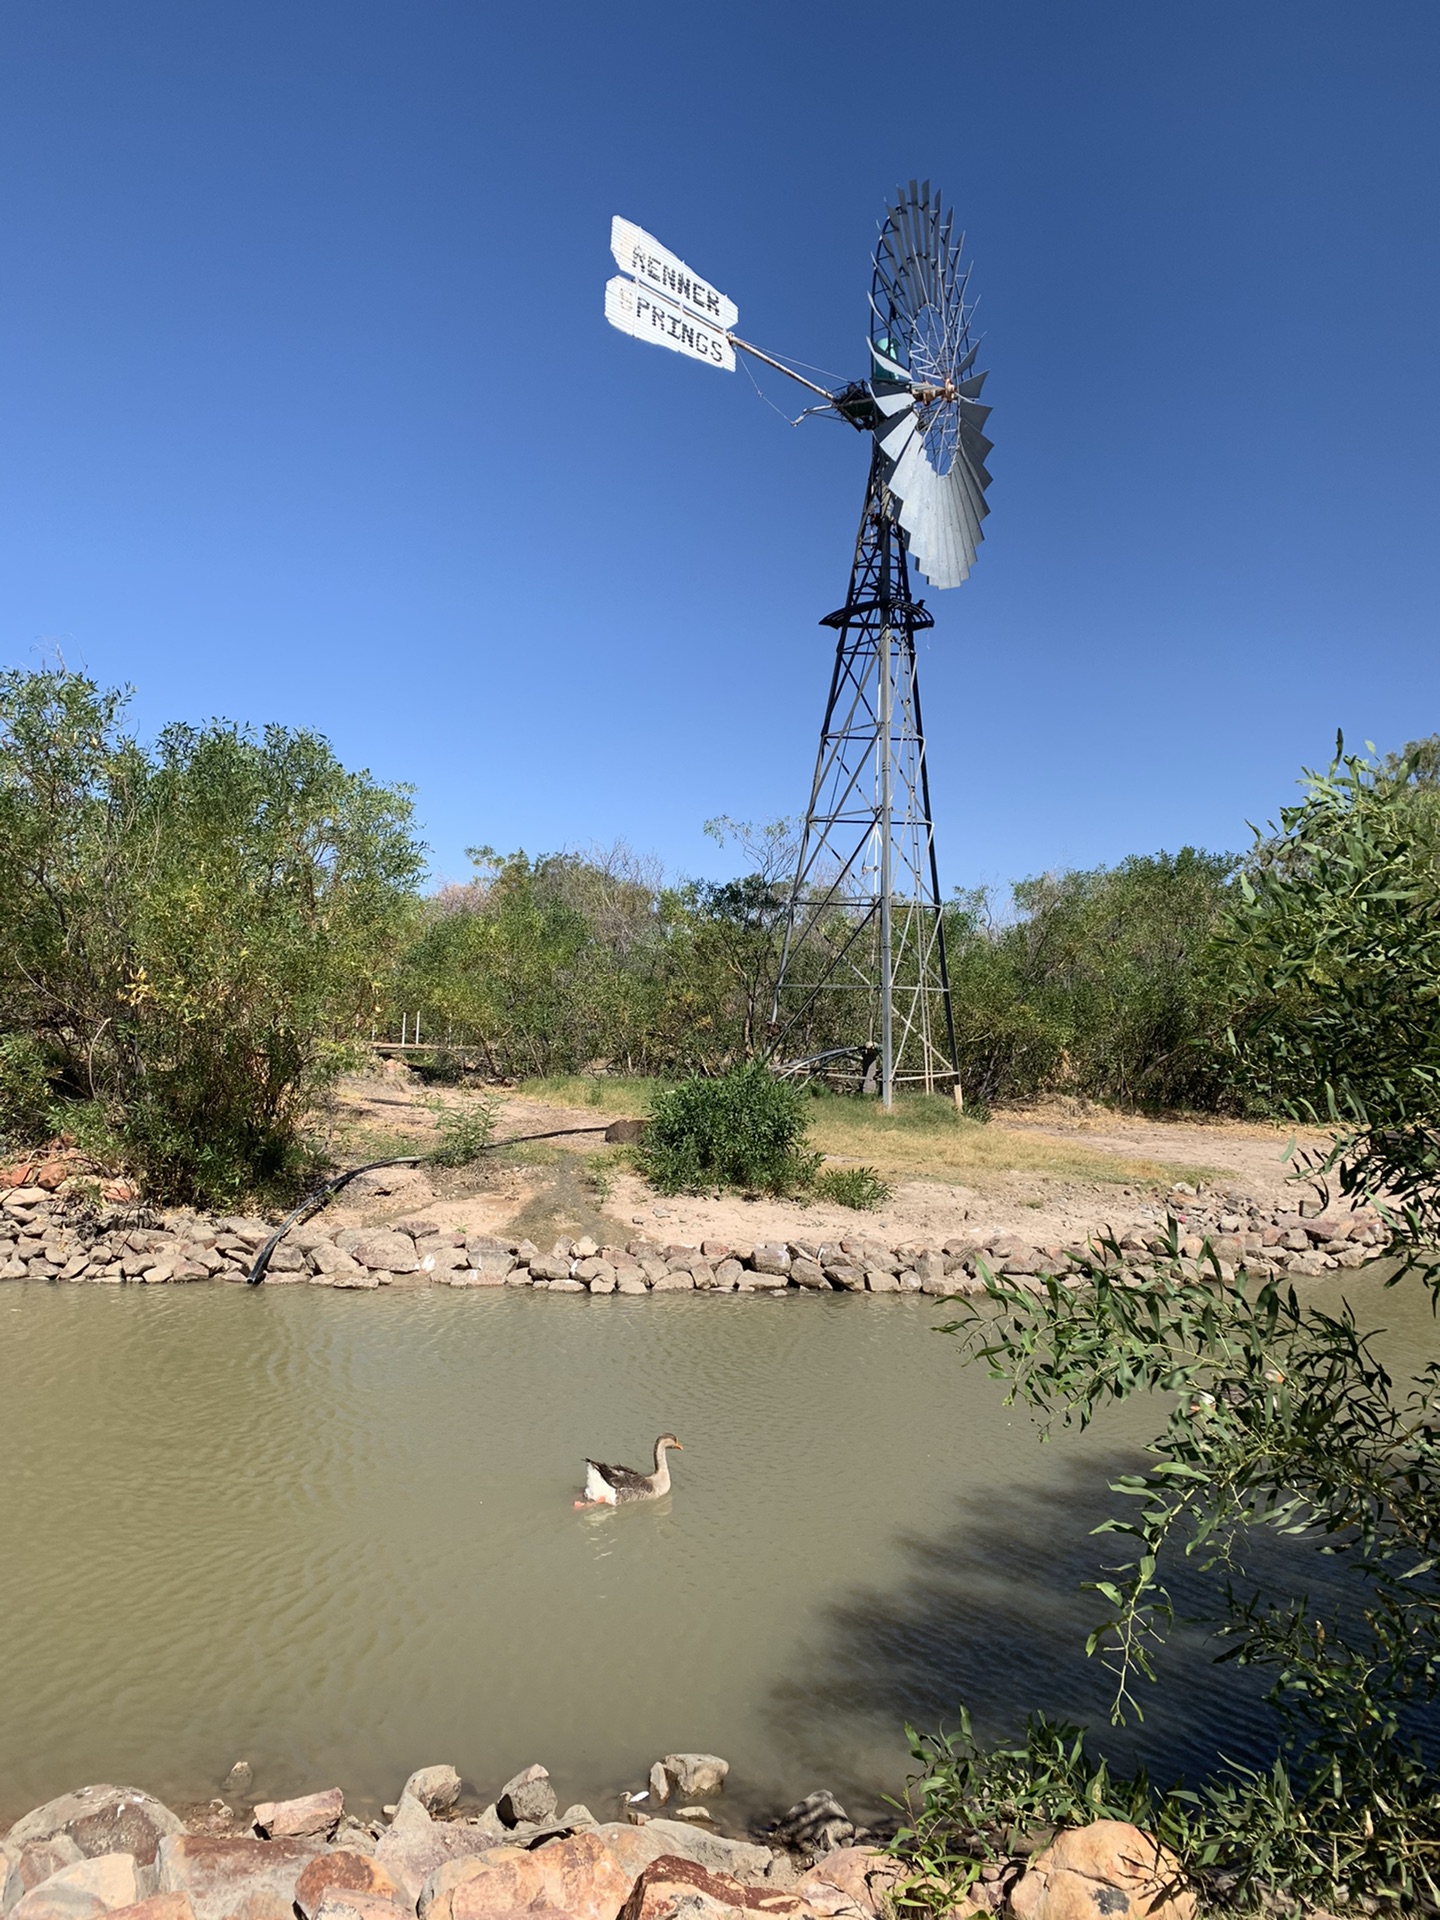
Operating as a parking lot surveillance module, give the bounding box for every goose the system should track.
[574,1434,683,1508]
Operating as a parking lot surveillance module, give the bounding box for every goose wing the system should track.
[585,1456,651,1497]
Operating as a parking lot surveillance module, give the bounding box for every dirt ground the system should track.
[321,1070,1334,1253]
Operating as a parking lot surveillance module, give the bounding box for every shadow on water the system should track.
[766,1443,1407,1815]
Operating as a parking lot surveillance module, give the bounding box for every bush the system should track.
[0,1032,53,1153]
[0,667,423,1205]
[637,1066,822,1196]
[1220,743,1440,1237]
[812,1164,893,1210]
[946,850,1237,1110]
[426,1096,498,1168]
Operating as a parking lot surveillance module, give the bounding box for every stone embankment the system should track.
[0,1175,1387,1295]
[0,1767,1193,1920]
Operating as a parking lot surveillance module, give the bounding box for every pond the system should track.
[1,1277,1432,1827]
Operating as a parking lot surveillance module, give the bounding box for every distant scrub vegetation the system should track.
[2,665,1438,1206]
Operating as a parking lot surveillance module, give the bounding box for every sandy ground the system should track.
[321,1074,1333,1253]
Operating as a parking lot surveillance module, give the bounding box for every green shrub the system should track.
[0,1033,53,1153]
[426,1096,497,1168]
[637,1066,822,1196]
[813,1164,893,1209]
[0,667,423,1206]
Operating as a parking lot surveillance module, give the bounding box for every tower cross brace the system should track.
[769,451,959,1107]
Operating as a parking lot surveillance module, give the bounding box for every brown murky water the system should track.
[1,1277,1433,1826]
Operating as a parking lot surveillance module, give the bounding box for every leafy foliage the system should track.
[1221,742,1440,1244]
[897,750,1440,1912]
[892,1710,1159,1908]
[946,850,1238,1109]
[0,667,423,1204]
[924,1251,1440,1910]
[425,1095,498,1168]
[812,1164,894,1210]
[388,836,1243,1111]
[636,1066,823,1196]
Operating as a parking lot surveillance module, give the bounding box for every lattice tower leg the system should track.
[770,455,959,1107]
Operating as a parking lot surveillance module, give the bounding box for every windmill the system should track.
[604,185,994,1108]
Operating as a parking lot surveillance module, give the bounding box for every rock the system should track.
[13,1854,139,1920]
[864,1271,899,1293]
[310,1244,364,1278]
[751,1246,792,1278]
[769,1794,854,1859]
[1007,1821,1195,1920]
[6,1791,184,1872]
[154,1837,323,1920]
[427,1835,632,1920]
[413,1838,513,1920]
[397,1219,441,1239]
[495,1766,556,1829]
[919,1271,965,1297]
[790,1259,827,1290]
[618,1855,803,1920]
[293,1853,400,1920]
[6,1878,106,1920]
[593,1823,774,1885]
[651,1272,694,1292]
[252,1793,343,1840]
[399,1769,461,1818]
[528,1257,571,1284]
[661,1757,729,1798]
[1287,1250,1330,1276]
[648,1764,670,1807]
[351,1234,419,1275]
[314,1897,410,1920]
[102,1899,195,1920]
[824,1265,865,1291]
[374,1802,493,1907]
[994,1243,1041,1277]
[4,1839,85,1911]
[796,1849,903,1919]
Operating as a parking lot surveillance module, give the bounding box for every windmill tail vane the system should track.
[603,182,995,1108]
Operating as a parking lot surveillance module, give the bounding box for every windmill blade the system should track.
[868,182,994,589]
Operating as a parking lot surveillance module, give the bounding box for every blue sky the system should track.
[2,1,1437,896]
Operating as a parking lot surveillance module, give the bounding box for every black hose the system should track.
[245,1127,612,1284]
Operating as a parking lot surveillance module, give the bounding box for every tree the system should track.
[943,850,1237,1109]
[915,750,1440,1911]
[1221,743,1440,1243]
[0,667,423,1203]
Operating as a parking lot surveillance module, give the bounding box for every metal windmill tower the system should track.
[604,185,994,1107]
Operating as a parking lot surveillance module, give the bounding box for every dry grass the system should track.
[518,1076,1227,1191]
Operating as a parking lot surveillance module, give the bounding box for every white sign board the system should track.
[610,216,738,332]
[605,275,735,370]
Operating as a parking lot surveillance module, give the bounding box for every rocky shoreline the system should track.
[0,1173,1388,1295]
[1,1764,1193,1920]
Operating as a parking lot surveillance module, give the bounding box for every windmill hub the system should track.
[602,180,995,1107]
